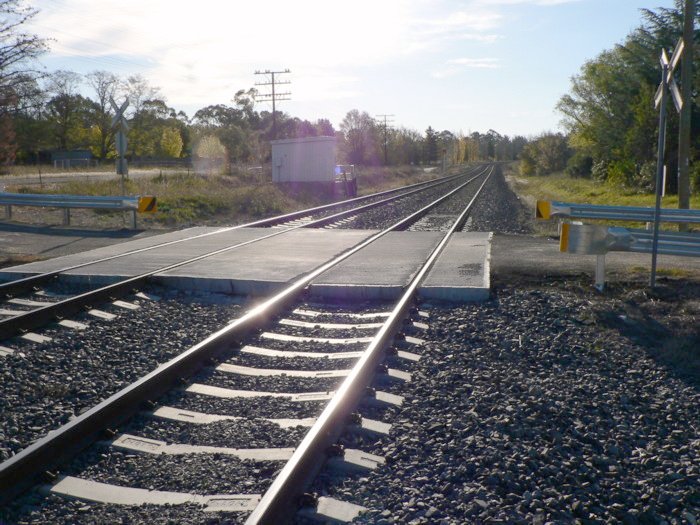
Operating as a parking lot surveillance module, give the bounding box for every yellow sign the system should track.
[536,200,551,220]
[138,196,157,213]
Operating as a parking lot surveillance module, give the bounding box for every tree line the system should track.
[4,68,528,168]
[525,1,700,194]
[0,1,527,170]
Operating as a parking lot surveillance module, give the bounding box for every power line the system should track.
[376,114,394,165]
[254,69,291,140]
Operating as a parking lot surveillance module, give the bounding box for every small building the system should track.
[271,136,337,183]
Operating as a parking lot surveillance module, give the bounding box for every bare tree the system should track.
[121,74,160,118]
[121,74,161,158]
[86,70,119,159]
[44,70,85,150]
[0,0,46,163]
[340,109,377,165]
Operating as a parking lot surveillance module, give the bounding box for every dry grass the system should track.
[2,165,446,229]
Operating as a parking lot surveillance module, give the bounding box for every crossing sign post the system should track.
[110,97,129,195]
[650,39,684,288]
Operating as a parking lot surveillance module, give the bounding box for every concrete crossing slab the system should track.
[0,226,215,280]
[310,231,444,300]
[0,227,491,301]
[420,232,491,301]
[157,227,378,294]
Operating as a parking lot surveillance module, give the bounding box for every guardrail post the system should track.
[595,254,606,292]
[5,205,10,220]
[63,208,70,226]
[130,210,137,229]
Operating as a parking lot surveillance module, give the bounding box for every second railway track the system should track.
[0,166,485,343]
[0,165,493,523]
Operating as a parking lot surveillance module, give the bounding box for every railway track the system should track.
[0,167,485,344]
[1,165,492,523]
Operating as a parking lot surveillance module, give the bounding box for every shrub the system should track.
[565,153,593,178]
[591,160,608,181]
[607,159,636,187]
[519,158,535,177]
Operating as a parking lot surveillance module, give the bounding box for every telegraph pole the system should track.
[375,114,394,165]
[255,69,291,140]
[678,0,694,230]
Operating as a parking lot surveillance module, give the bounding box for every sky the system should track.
[27,0,676,137]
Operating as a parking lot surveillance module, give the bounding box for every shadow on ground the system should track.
[0,222,141,238]
[494,270,700,391]
[595,278,700,390]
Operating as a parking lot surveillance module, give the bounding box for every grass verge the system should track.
[4,165,443,229]
[504,163,700,235]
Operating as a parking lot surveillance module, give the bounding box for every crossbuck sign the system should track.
[110,97,129,178]
[655,38,684,112]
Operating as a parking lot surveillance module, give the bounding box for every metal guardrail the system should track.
[561,223,700,257]
[538,199,700,289]
[536,199,700,224]
[0,192,156,228]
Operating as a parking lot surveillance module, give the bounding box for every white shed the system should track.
[271,136,336,183]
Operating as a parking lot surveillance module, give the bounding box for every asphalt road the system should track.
[0,222,165,262]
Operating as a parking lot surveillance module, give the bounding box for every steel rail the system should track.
[0,166,491,501]
[0,169,472,300]
[245,166,493,524]
[0,170,481,341]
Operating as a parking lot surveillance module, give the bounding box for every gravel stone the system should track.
[306,281,700,524]
[0,286,243,459]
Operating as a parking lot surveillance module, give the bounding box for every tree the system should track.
[0,1,46,110]
[295,119,317,138]
[44,70,92,150]
[557,3,700,188]
[160,127,182,158]
[340,109,377,165]
[10,76,48,162]
[391,127,422,165]
[122,74,163,158]
[192,103,255,163]
[0,0,47,163]
[126,97,182,158]
[86,70,119,159]
[519,133,571,176]
[424,126,438,163]
[316,118,334,137]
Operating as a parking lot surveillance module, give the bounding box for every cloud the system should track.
[28,0,563,111]
[432,57,501,78]
[447,58,501,68]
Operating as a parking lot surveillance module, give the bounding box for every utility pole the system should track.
[254,69,291,140]
[375,114,394,165]
[678,0,694,231]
